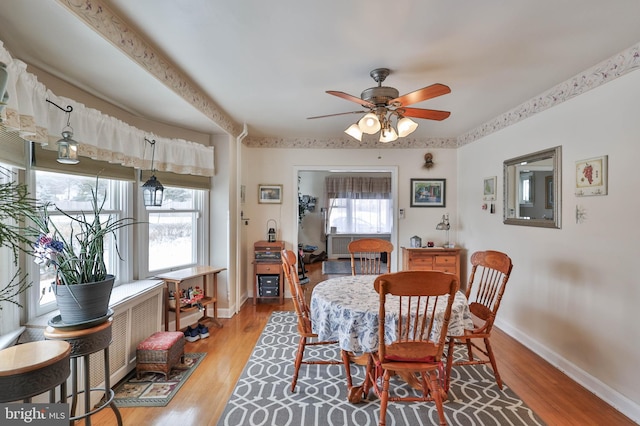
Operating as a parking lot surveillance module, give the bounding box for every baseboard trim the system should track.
[495,318,639,423]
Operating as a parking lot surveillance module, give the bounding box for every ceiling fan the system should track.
[308,68,451,142]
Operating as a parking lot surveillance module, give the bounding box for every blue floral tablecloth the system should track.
[310,275,473,353]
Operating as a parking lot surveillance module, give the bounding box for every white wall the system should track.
[457,69,640,421]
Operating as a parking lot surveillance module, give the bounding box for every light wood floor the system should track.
[92,262,635,426]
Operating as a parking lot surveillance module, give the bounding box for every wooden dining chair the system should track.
[348,238,394,275]
[363,270,459,426]
[281,249,341,392]
[445,250,513,389]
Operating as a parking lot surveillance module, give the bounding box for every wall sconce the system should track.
[141,138,164,207]
[46,99,79,164]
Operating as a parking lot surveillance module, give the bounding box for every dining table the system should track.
[310,274,473,402]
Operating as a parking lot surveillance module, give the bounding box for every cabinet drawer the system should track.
[255,263,280,274]
[408,255,433,268]
[433,255,456,267]
[437,266,457,274]
[410,264,434,271]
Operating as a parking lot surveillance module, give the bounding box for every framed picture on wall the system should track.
[483,176,497,201]
[258,184,282,204]
[575,155,608,196]
[410,178,446,207]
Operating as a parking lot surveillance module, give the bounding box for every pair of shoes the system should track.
[184,325,200,342]
[196,323,209,339]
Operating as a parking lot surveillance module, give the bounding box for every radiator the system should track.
[31,281,164,411]
[327,234,391,258]
[84,282,163,410]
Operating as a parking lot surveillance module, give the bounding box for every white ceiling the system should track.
[1,0,640,143]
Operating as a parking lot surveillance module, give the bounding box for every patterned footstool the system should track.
[136,331,185,379]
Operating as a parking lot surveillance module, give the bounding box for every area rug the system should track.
[217,311,545,426]
[109,352,206,407]
[322,260,356,274]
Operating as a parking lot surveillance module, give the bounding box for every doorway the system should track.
[292,166,399,272]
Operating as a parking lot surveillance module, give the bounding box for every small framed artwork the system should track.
[410,178,446,207]
[483,176,497,201]
[575,155,608,196]
[258,184,282,204]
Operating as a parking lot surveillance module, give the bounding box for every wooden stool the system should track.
[44,317,122,426]
[0,340,71,403]
[136,331,185,379]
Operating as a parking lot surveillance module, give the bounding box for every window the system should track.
[33,171,129,314]
[0,164,22,336]
[328,198,392,234]
[145,186,205,274]
[519,171,534,206]
[325,176,392,234]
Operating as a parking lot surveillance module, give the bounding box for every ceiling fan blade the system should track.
[326,91,375,108]
[402,107,451,121]
[307,110,366,120]
[390,83,451,107]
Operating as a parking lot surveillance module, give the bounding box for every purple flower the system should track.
[33,234,64,267]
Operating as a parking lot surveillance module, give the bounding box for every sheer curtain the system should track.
[0,41,214,177]
[324,176,392,234]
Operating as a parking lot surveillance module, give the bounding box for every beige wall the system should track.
[457,69,640,420]
[241,147,458,296]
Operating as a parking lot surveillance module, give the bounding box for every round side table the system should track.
[0,340,71,403]
[44,317,123,426]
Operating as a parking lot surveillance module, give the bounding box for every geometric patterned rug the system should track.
[109,352,206,407]
[217,312,546,426]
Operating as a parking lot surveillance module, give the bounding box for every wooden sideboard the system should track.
[401,247,462,283]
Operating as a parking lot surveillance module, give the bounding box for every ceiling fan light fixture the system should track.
[344,123,363,141]
[397,116,418,138]
[358,112,381,134]
[379,126,398,143]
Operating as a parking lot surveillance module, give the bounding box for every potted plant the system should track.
[31,176,135,325]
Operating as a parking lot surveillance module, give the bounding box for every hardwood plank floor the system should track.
[91,261,635,425]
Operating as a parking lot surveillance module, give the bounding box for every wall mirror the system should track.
[503,146,561,228]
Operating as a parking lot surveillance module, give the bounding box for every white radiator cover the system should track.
[83,281,164,410]
[327,234,391,259]
[31,281,165,411]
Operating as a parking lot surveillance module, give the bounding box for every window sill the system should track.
[20,279,164,343]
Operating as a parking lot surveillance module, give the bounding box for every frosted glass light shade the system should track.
[358,112,381,134]
[344,123,363,141]
[379,127,398,143]
[397,116,418,137]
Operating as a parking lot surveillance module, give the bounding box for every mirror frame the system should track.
[503,146,562,229]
